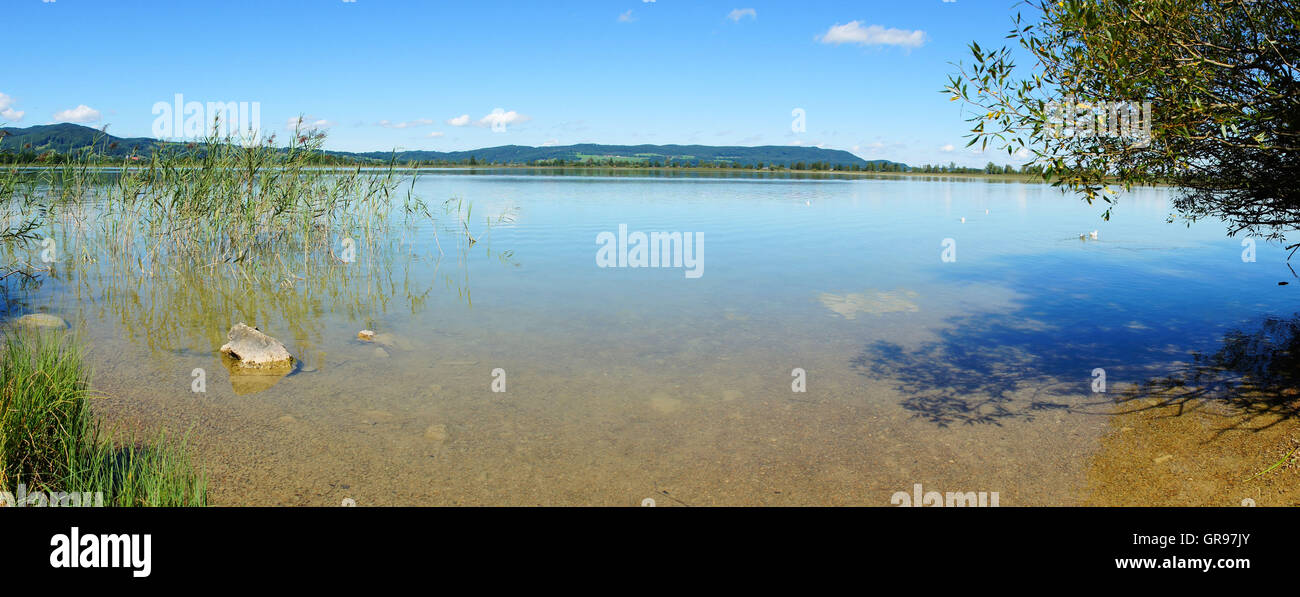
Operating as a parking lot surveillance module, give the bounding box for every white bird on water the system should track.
[1090,230,1099,240]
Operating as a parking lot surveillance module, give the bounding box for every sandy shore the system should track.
[1086,393,1299,506]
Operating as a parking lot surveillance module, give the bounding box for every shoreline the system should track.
[0,163,1113,185]
[1087,391,1300,506]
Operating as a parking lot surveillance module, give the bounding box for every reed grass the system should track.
[0,120,525,290]
[0,121,513,505]
[0,330,206,506]
[0,330,94,491]
[65,428,207,507]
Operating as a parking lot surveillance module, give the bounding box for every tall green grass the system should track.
[91,125,425,266]
[0,331,93,491]
[2,122,436,274]
[1,120,519,294]
[0,331,206,506]
[65,428,207,507]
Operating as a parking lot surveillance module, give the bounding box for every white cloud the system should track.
[52,104,101,124]
[446,114,471,127]
[0,92,23,122]
[285,115,335,130]
[817,21,927,48]
[618,9,635,22]
[541,138,560,147]
[477,108,530,129]
[427,131,445,138]
[940,144,955,152]
[378,118,434,129]
[727,8,756,21]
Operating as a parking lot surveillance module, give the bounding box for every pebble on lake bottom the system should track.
[425,424,448,442]
[649,393,683,414]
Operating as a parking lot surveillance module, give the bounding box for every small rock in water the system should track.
[219,323,294,369]
[425,424,449,442]
[649,393,684,414]
[362,410,394,424]
[12,313,69,330]
[358,330,376,341]
[722,390,743,402]
[373,347,390,359]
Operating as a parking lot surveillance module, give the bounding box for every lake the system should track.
[17,171,1296,505]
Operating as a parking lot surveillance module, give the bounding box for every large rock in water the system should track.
[219,323,294,369]
[12,313,70,330]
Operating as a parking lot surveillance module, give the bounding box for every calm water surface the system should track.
[19,172,1295,505]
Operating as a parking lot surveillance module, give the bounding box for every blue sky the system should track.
[2,0,1034,166]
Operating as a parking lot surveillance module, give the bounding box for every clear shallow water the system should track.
[15,172,1297,505]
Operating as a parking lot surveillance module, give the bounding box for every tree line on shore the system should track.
[0,145,1042,175]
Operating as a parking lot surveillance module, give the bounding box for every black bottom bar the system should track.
[3,507,1286,587]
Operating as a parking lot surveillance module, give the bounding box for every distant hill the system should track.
[0,123,161,157]
[0,123,907,170]
[350,143,902,169]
